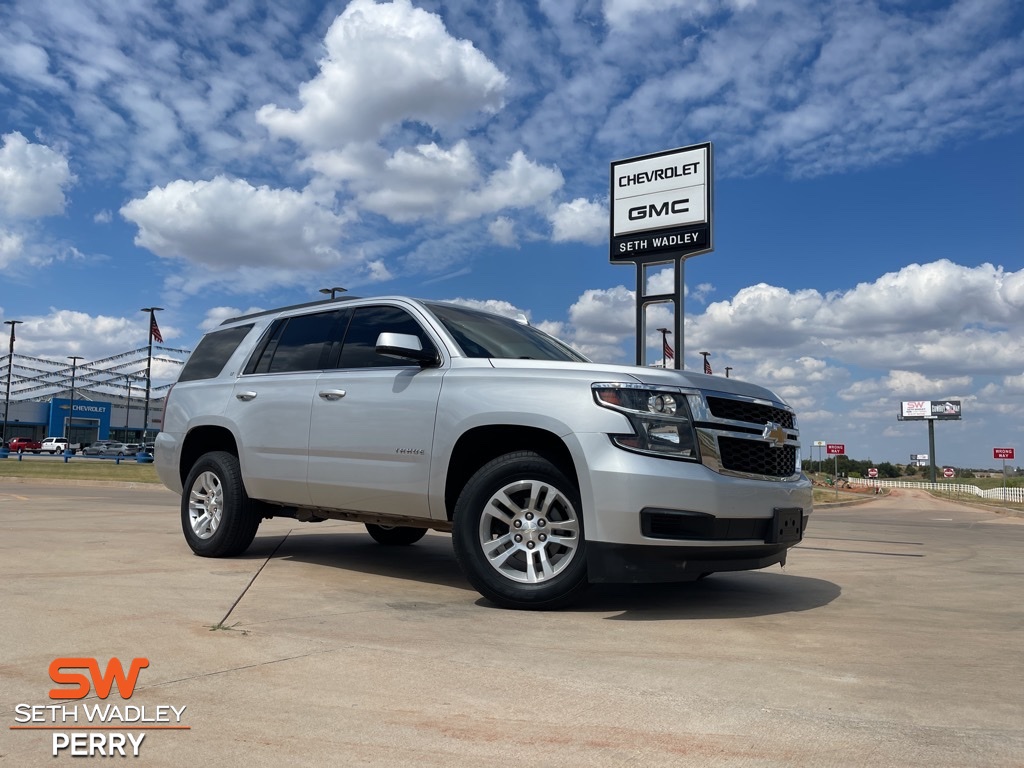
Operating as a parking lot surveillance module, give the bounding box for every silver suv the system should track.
[156,296,811,609]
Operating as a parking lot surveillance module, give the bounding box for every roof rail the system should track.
[221,295,361,325]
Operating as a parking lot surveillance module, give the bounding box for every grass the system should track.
[0,455,161,483]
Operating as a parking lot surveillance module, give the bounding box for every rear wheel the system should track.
[364,523,428,546]
[181,451,259,557]
[452,451,588,610]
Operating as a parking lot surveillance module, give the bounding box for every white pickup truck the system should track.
[156,296,812,609]
[41,437,70,454]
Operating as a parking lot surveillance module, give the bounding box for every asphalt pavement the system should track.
[1,480,1022,766]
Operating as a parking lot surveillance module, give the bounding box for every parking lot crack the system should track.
[213,531,292,629]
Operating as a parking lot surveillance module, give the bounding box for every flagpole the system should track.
[3,320,23,448]
[140,307,163,446]
[657,327,671,368]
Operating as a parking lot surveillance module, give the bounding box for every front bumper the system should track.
[567,432,812,582]
[587,541,794,583]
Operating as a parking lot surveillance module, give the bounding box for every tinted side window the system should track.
[246,310,347,374]
[337,306,435,369]
[178,325,255,382]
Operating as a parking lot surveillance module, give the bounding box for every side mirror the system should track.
[376,332,439,366]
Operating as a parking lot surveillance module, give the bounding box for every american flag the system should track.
[150,315,164,344]
[703,355,712,375]
[663,338,674,361]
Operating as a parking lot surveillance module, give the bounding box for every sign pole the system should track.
[927,419,937,483]
[611,143,712,370]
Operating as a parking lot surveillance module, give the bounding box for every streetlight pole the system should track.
[67,355,84,444]
[3,320,24,448]
[725,366,732,378]
[140,307,164,446]
[656,327,671,368]
[319,286,347,300]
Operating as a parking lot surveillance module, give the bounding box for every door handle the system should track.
[235,391,257,401]
[319,389,347,401]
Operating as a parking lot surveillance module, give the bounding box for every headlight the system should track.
[593,383,699,461]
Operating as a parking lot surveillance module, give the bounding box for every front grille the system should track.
[719,437,797,477]
[707,396,794,428]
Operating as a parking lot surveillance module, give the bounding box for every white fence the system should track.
[848,478,1024,505]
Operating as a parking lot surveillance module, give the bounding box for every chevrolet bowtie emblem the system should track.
[762,422,787,449]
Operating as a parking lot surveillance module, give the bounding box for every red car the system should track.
[7,437,42,453]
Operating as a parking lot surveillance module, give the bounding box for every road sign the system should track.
[867,468,878,478]
[826,443,845,455]
[943,467,955,478]
[993,448,1015,460]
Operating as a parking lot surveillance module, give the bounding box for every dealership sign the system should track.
[899,400,962,421]
[610,143,712,262]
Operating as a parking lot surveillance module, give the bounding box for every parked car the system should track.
[41,437,70,454]
[7,437,42,453]
[81,441,130,457]
[156,296,811,609]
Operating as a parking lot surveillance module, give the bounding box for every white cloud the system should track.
[598,0,1024,177]
[120,176,350,270]
[200,306,266,332]
[603,0,756,30]
[838,371,973,402]
[443,298,531,321]
[0,132,75,219]
[311,140,481,223]
[257,0,507,149]
[489,217,518,248]
[550,198,607,244]
[686,261,1024,374]
[448,151,564,223]
[10,309,175,360]
[0,229,26,269]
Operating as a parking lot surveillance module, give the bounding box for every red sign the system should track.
[993,448,1015,460]
[867,468,878,478]
[826,443,845,455]
[943,467,955,478]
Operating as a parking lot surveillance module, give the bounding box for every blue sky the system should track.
[1,0,1022,468]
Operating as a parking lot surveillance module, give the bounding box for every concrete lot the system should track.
[1,480,1022,767]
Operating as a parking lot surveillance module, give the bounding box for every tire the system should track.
[365,524,428,546]
[452,451,588,610]
[181,451,260,557]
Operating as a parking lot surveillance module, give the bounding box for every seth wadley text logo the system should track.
[10,657,189,758]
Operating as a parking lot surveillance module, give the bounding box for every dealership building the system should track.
[2,395,166,446]
[1,345,181,447]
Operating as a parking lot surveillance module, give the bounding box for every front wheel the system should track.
[181,451,260,557]
[452,451,588,610]
[365,523,428,546]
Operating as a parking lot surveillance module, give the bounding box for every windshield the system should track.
[425,302,589,362]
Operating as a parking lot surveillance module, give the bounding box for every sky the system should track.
[1,0,1022,469]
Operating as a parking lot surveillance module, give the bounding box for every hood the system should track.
[486,359,789,407]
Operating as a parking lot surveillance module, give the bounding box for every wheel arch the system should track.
[179,425,239,487]
[444,425,579,521]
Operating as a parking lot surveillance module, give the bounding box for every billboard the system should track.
[610,143,712,263]
[898,400,961,421]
